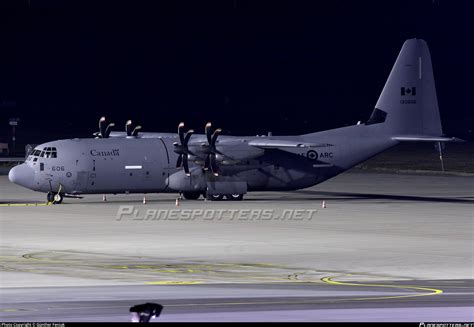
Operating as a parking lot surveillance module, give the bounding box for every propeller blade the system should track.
[125,120,133,136]
[202,122,222,175]
[178,122,185,145]
[211,128,222,147]
[132,125,142,137]
[205,122,212,145]
[204,155,210,170]
[99,116,106,138]
[210,154,219,176]
[174,122,195,176]
[183,155,190,176]
[176,155,183,168]
[184,129,194,146]
[104,123,115,138]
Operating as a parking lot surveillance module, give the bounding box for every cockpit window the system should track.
[32,147,57,158]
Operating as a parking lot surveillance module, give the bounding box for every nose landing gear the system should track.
[47,192,63,204]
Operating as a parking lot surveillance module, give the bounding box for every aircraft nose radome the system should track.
[8,164,35,188]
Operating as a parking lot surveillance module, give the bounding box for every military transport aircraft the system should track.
[9,39,457,203]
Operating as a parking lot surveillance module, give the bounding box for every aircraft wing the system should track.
[248,139,321,149]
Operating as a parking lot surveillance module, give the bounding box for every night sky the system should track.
[1,0,473,150]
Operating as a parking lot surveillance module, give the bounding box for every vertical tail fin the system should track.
[370,38,443,137]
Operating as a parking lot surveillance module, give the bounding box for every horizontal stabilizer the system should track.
[391,136,464,142]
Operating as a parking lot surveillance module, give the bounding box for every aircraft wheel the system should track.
[47,192,63,204]
[53,193,63,204]
[182,192,201,200]
[47,192,55,203]
[226,194,244,201]
[206,194,224,201]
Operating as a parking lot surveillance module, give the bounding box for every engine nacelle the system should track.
[166,169,207,192]
[215,141,264,161]
[167,169,249,195]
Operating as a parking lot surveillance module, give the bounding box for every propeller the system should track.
[173,122,194,176]
[93,116,115,138]
[203,122,222,176]
[125,120,142,137]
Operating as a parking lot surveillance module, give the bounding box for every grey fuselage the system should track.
[10,124,397,196]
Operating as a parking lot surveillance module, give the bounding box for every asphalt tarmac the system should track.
[0,171,473,321]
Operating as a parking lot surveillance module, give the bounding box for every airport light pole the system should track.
[9,118,20,155]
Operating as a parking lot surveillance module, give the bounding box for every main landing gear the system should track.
[205,193,244,201]
[182,192,201,200]
[181,191,244,201]
[47,192,63,204]
[226,193,244,201]
[181,192,244,201]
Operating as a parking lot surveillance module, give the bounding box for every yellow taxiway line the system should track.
[0,202,52,207]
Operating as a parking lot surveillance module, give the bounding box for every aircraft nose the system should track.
[8,164,35,188]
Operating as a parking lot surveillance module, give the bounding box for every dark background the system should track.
[1,0,473,153]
